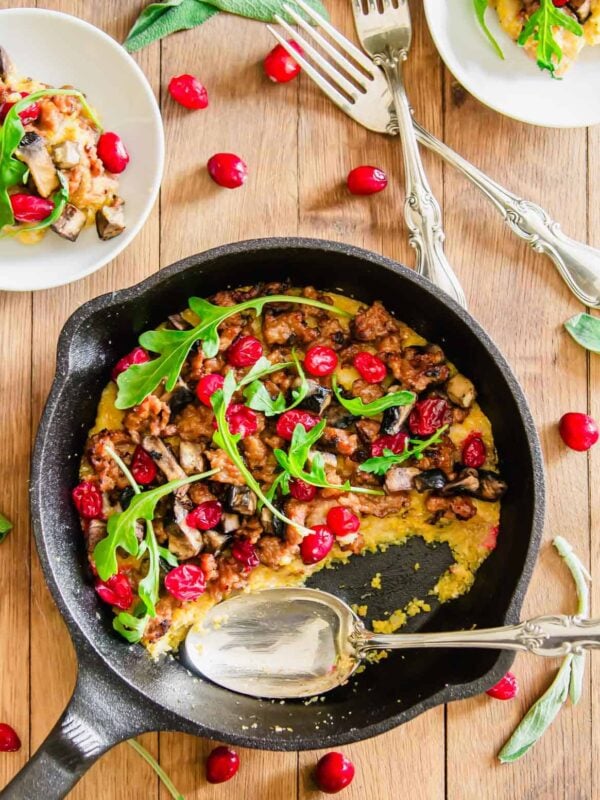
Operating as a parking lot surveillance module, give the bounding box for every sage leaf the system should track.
[124,0,218,52]
[204,0,328,23]
[564,312,600,354]
[0,512,12,544]
[472,0,505,59]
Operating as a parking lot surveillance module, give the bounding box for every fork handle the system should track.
[377,52,467,309]
[414,122,600,308]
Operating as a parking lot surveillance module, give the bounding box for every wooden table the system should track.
[0,2,597,798]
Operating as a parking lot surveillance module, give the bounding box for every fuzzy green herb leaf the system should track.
[564,312,600,354]
[473,0,505,59]
[332,375,415,418]
[0,512,12,544]
[517,0,583,77]
[359,425,449,476]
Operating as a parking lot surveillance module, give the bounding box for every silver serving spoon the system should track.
[183,588,600,699]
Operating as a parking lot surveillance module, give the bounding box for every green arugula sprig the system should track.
[243,350,309,416]
[331,375,415,418]
[472,0,505,60]
[359,425,449,476]
[517,0,583,77]
[116,294,349,410]
[498,536,590,762]
[564,312,600,354]
[0,512,12,544]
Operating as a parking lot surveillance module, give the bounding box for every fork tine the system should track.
[282,4,372,88]
[274,14,360,99]
[267,25,354,113]
[291,0,378,75]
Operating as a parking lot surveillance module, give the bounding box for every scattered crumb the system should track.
[371,573,382,590]
[414,562,420,571]
[351,603,368,617]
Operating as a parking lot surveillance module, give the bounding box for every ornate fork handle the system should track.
[361,614,600,658]
[376,50,467,309]
[414,123,600,308]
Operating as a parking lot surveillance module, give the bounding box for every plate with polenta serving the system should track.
[424,0,600,127]
[73,281,506,669]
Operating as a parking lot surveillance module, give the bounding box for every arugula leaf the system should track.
[0,512,12,544]
[116,294,349,410]
[564,312,600,354]
[517,0,583,78]
[473,0,505,59]
[332,375,415,418]
[243,351,309,416]
[359,425,449,476]
[113,609,150,643]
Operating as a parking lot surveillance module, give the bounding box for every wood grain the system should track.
[0,0,596,797]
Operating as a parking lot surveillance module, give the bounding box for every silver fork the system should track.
[269,0,600,309]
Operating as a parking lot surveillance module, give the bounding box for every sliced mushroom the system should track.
[570,0,591,23]
[413,469,448,493]
[0,46,14,80]
[221,512,241,534]
[167,496,204,559]
[260,506,285,538]
[202,529,231,555]
[325,405,355,429]
[440,468,480,496]
[169,385,194,417]
[142,435,186,482]
[15,133,59,198]
[96,202,125,240]
[51,203,86,242]
[226,485,257,516]
[384,466,420,494]
[380,401,414,436]
[308,449,337,469]
[52,141,82,169]
[445,374,476,409]
[86,519,107,559]
[476,470,508,502]
[298,380,332,415]
[168,313,192,331]
[118,486,135,511]
[179,441,206,476]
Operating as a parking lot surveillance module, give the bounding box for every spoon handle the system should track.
[361,614,600,658]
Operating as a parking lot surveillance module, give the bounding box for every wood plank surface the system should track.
[0,1,596,798]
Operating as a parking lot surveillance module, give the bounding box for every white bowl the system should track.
[0,9,164,291]
[424,0,600,128]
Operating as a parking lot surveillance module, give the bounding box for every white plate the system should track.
[424,0,600,128]
[0,9,164,291]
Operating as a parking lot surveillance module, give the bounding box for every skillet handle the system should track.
[0,661,153,800]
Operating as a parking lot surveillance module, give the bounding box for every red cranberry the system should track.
[0,724,21,753]
[164,564,206,601]
[558,412,599,452]
[226,404,259,437]
[131,446,158,485]
[327,506,360,537]
[300,525,334,565]
[290,478,317,501]
[408,398,451,436]
[264,40,303,82]
[207,153,248,189]
[314,751,355,794]
[206,745,240,784]
[9,194,54,223]
[276,409,320,441]
[226,335,263,367]
[168,73,209,109]
[72,480,103,520]
[553,0,570,6]
[353,351,387,384]
[186,500,223,531]
[304,345,338,377]
[486,671,518,700]
[97,132,130,174]
[95,573,133,610]
[196,373,225,406]
[0,92,40,124]
[231,538,260,568]
[370,431,409,458]
[347,165,388,196]
[111,347,150,381]
[462,433,486,468]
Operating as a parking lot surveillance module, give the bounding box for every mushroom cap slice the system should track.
[15,133,60,199]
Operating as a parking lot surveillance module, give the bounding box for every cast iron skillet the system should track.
[2,238,544,799]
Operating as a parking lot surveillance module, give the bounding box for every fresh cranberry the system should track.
[95,573,133,610]
[327,506,360,537]
[347,165,388,196]
[0,92,40,124]
[206,745,240,784]
[131,446,157,485]
[276,409,320,441]
[483,523,499,551]
[408,398,451,436]
[264,40,303,82]
[289,478,317,501]
[187,500,223,531]
[164,564,206,601]
[558,412,599,452]
[196,373,225,406]
[462,433,486,468]
[353,351,387,384]
[231,538,260,568]
[97,132,130,174]
[300,525,334,565]
[111,347,150,381]
[9,194,54,223]
[0,724,21,753]
[553,0,570,6]
[226,404,259,437]
[370,431,409,458]
[304,345,338,377]
[207,153,248,189]
[314,752,355,794]
[168,73,209,109]
[486,671,518,700]
[226,335,263,367]
[72,480,103,520]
